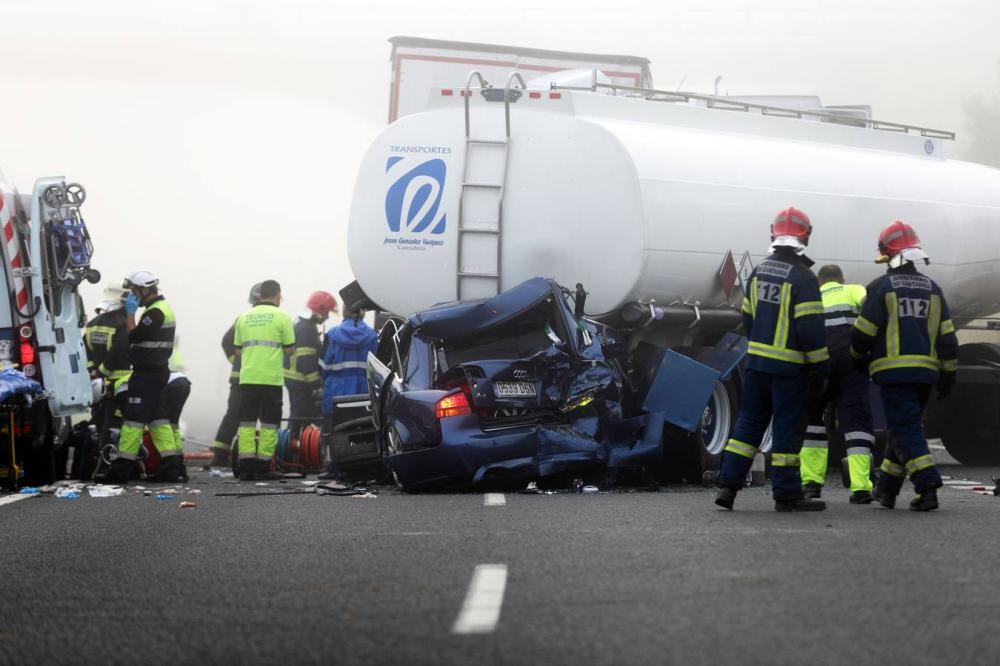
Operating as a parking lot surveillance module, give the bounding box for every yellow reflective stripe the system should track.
[804,347,830,364]
[741,297,753,314]
[284,370,321,383]
[293,347,318,356]
[854,316,878,337]
[771,453,800,467]
[227,355,235,364]
[774,283,792,349]
[885,292,899,358]
[880,459,906,477]
[928,294,941,358]
[905,454,936,474]
[748,341,805,364]
[941,358,958,372]
[869,355,940,374]
[99,363,130,380]
[750,277,759,315]
[940,319,955,335]
[793,301,824,318]
[725,439,757,459]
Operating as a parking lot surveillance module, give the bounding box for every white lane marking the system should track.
[452,564,508,635]
[0,494,32,508]
[483,493,506,507]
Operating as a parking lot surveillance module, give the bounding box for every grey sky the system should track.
[1,0,997,440]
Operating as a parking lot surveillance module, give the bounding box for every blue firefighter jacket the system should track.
[850,264,958,385]
[740,248,829,377]
[320,318,379,414]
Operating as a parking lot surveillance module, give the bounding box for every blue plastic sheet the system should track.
[0,368,43,403]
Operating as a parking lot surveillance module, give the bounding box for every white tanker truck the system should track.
[345,69,1000,466]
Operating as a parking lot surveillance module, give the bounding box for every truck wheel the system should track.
[926,343,1000,465]
[700,375,741,471]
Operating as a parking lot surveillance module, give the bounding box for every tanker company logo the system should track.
[383,152,450,252]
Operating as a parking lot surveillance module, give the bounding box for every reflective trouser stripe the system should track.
[212,440,231,451]
[844,431,876,444]
[880,459,906,478]
[725,439,758,459]
[118,421,144,459]
[800,447,828,485]
[846,452,874,492]
[906,454,936,475]
[237,422,280,459]
[771,453,800,467]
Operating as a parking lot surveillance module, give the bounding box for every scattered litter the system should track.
[526,481,538,491]
[55,489,80,500]
[315,482,361,496]
[155,494,174,501]
[39,484,59,493]
[350,492,378,499]
[134,485,146,490]
[143,491,152,496]
[255,483,269,487]
[208,469,234,478]
[300,480,319,486]
[281,472,306,479]
[178,501,197,509]
[582,485,600,494]
[18,487,41,495]
[972,486,987,492]
[159,488,179,494]
[88,485,125,498]
[187,489,202,495]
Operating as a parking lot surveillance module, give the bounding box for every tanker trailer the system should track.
[346,72,1000,465]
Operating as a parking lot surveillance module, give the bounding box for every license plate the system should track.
[494,381,536,398]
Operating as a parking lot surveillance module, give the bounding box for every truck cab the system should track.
[0,176,98,486]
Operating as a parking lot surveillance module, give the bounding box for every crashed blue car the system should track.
[365,278,745,492]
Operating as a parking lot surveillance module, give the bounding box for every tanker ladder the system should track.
[456,71,525,301]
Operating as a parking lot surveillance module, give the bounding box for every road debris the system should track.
[55,488,80,500]
[87,485,125,498]
[18,487,41,495]
[208,469,234,478]
[178,501,197,509]
[156,494,175,501]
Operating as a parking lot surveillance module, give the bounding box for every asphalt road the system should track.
[1,462,998,666]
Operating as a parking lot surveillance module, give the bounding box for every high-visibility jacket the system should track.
[234,304,294,386]
[820,281,868,352]
[128,296,175,371]
[84,309,130,380]
[284,315,322,388]
[740,248,829,377]
[320,319,378,414]
[850,264,958,385]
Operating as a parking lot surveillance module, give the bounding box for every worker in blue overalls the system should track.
[850,220,958,511]
[715,206,830,512]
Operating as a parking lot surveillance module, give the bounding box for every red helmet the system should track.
[770,207,812,247]
[878,220,921,258]
[306,291,338,317]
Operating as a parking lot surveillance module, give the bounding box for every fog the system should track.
[1,0,997,443]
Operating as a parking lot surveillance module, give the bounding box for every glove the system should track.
[937,372,956,400]
[852,355,869,375]
[125,293,140,315]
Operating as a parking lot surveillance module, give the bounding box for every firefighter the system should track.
[800,264,876,503]
[715,207,830,512]
[316,307,378,480]
[97,271,183,484]
[850,221,958,511]
[83,284,129,381]
[234,279,295,480]
[207,283,261,469]
[284,291,337,435]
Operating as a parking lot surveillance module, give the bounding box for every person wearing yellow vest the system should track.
[800,265,876,503]
[234,279,295,480]
[96,270,182,484]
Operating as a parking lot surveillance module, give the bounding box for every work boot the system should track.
[205,447,231,470]
[714,487,738,510]
[802,482,823,499]
[94,458,135,485]
[256,461,285,481]
[237,459,259,481]
[873,488,896,509]
[151,457,187,484]
[909,488,939,512]
[774,497,827,512]
[850,490,873,505]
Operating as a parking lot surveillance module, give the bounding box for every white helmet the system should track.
[124,270,159,289]
[91,377,105,404]
[96,299,122,314]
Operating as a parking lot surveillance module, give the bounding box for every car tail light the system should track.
[436,391,471,420]
[19,325,37,376]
